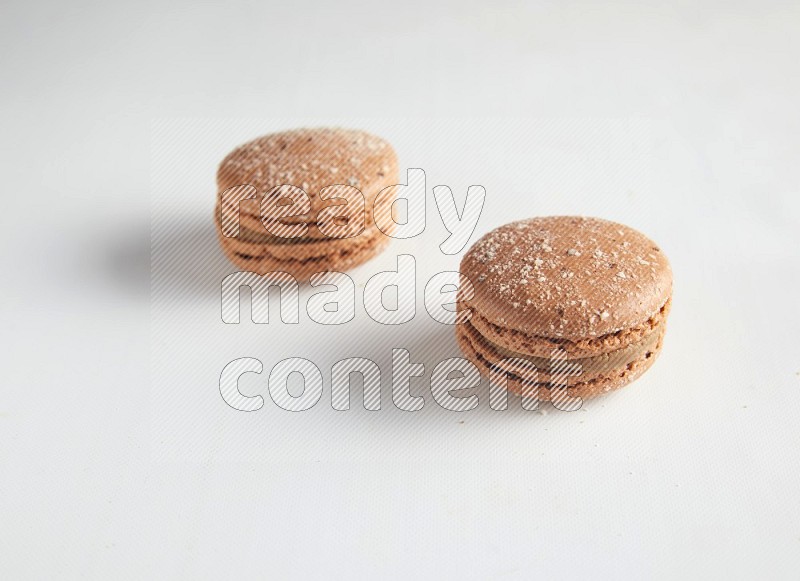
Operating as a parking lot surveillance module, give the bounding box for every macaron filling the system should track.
[460,318,663,383]
[465,298,671,359]
[216,214,377,246]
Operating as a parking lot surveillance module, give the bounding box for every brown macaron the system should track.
[215,127,398,278]
[457,216,672,402]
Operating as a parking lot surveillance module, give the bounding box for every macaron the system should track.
[457,216,672,401]
[215,127,398,278]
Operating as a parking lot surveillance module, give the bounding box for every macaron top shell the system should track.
[461,216,672,339]
[217,127,398,211]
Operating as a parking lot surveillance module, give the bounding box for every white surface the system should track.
[2,2,799,579]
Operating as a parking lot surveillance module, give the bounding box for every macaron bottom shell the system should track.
[216,221,392,280]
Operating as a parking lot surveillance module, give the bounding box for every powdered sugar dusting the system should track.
[217,128,396,206]
[462,216,672,338]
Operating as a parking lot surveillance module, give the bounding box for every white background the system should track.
[2,1,799,579]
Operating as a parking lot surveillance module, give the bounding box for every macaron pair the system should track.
[457,216,672,401]
[215,127,398,278]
